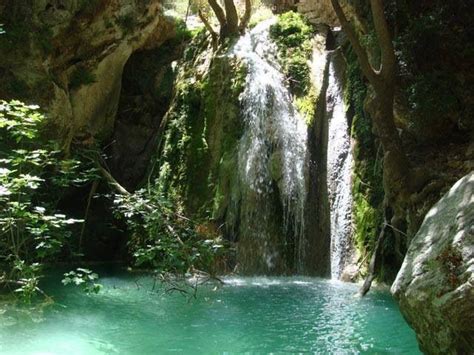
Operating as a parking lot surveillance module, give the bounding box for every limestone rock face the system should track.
[0,1,174,143]
[296,0,338,26]
[391,172,474,354]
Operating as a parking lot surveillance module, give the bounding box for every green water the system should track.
[0,270,420,354]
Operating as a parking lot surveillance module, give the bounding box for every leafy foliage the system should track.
[270,12,316,123]
[112,187,226,276]
[0,100,97,300]
[62,268,102,294]
[392,0,471,136]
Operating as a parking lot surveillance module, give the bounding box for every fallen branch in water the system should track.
[79,180,99,250]
[150,269,224,300]
[359,217,387,296]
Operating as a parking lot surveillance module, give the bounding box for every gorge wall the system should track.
[149,14,358,277]
[1,2,473,353]
[1,0,472,281]
[0,0,174,148]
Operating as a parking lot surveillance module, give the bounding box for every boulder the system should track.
[391,172,474,354]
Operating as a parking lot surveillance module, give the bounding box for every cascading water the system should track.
[232,19,308,272]
[326,53,354,279]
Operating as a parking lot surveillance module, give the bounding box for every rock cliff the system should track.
[0,0,174,146]
[392,172,474,354]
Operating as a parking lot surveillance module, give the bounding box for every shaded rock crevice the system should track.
[108,36,186,190]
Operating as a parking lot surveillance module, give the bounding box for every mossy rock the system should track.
[155,36,246,221]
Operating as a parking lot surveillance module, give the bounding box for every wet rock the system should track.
[340,263,359,282]
[391,172,474,354]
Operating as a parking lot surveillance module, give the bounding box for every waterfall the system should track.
[230,20,353,277]
[232,19,309,272]
[326,53,353,279]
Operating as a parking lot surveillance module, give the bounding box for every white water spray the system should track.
[326,54,354,279]
[233,20,309,269]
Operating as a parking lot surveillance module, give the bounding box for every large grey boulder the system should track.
[391,172,474,354]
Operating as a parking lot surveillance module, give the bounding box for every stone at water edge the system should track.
[391,172,474,354]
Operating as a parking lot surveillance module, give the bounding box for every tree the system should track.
[330,0,413,295]
[193,0,252,47]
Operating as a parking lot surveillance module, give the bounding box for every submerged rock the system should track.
[391,172,474,354]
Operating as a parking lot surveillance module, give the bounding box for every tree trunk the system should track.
[208,0,227,29]
[223,0,239,36]
[239,0,252,32]
[372,87,411,199]
[330,0,413,295]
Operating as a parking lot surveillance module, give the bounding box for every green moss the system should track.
[35,25,53,54]
[0,17,52,55]
[270,12,314,96]
[155,36,246,220]
[295,87,317,125]
[344,47,384,261]
[270,12,314,48]
[78,0,101,16]
[174,18,193,43]
[270,12,316,123]
[104,18,114,29]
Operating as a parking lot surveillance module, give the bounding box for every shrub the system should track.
[112,187,226,276]
[0,100,97,301]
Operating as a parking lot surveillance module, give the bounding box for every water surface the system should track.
[0,271,420,354]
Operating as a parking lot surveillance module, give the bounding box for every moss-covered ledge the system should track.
[154,32,247,226]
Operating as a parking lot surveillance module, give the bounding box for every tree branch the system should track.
[359,217,387,296]
[330,0,379,85]
[239,0,252,32]
[0,278,52,301]
[198,9,218,50]
[369,0,396,81]
[79,180,99,249]
[94,159,195,225]
[97,164,130,196]
[207,0,227,27]
[223,0,239,33]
